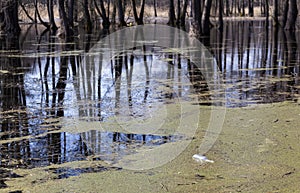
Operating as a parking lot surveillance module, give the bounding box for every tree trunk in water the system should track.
[83,0,92,32]
[153,0,157,17]
[35,0,49,28]
[176,0,181,26]
[180,0,189,27]
[20,1,35,23]
[111,0,116,24]
[139,0,146,24]
[117,0,126,26]
[285,0,298,30]
[1,0,21,35]
[202,0,212,35]
[131,0,145,25]
[273,0,279,26]
[68,0,74,28]
[95,0,111,29]
[282,0,289,27]
[74,1,78,22]
[218,0,223,31]
[242,0,245,16]
[58,0,74,39]
[191,0,202,36]
[249,0,254,17]
[265,0,269,27]
[225,0,230,16]
[189,0,193,17]
[48,0,58,31]
[168,0,176,26]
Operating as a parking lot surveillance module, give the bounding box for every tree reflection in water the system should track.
[0,21,300,178]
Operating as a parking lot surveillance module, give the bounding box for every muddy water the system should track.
[1,21,300,192]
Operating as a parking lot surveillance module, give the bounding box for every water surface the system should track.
[0,21,300,189]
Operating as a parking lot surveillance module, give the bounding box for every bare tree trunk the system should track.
[260,0,265,15]
[249,0,254,17]
[218,0,223,31]
[131,0,145,25]
[94,0,111,29]
[273,0,279,26]
[68,0,74,28]
[112,0,117,24]
[176,0,181,26]
[153,0,157,17]
[203,0,213,35]
[48,0,58,31]
[20,1,35,23]
[285,0,298,30]
[189,0,193,17]
[35,0,49,28]
[83,0,92,32]
[1,0,21,35]
[225,0,230,16]
[180,0,188,27]
[282,0,289,27]
[117,0,127,26]
[58,0,74,39]
[242,0,245,16]
[74,0,78,22]
[168,0,176,26]
[191,0,202,36]
[265,0,269,27]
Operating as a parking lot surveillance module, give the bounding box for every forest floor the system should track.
[2,101,300,193]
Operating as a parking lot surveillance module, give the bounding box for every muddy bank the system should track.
[2,101,300,193]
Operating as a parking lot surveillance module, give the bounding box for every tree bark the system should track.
[180,0,188,27]
[94,0,111,29]
[218,0,223,31]
[1,0,21,35]
[20,1,35,23]
[285,0,298,30]
[191,0,202,36]
[153,0,157,17]
[265,0,269,27]
[282,0,289,27]
[176,0,181,26]
[83,0,92,32]
[47,0,58,31]
[249,0,254,17]
[131,0,145,25]
[34,0,49,28]
[202,0,213,35]
[225,0,230,16]
[273,0,279,26]
[117,0,127,26]
[58,0,74,39]
[68,0,74,28]
[168,0,176,26]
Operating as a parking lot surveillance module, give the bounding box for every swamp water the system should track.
[0,21,300,192]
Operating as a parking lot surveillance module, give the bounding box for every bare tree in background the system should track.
[117,0,127,26]
[0,0,21,35]
[202,0,213,35]
[168,0,176,26]
[285,0,298,30]
[273,0,279,26]
[47,0,58,31]
[131,0,146,25]
[94,0,111,29]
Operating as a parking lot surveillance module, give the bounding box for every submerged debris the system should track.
[192,154,214,164]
